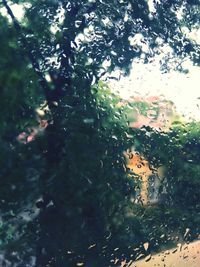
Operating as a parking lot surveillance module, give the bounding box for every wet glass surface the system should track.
[0,0,200,266]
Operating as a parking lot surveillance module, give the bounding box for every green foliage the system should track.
[0,14,43,138]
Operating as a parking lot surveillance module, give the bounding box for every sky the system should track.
[109,58,200,122]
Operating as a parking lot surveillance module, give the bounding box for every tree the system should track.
[0,0,200,266]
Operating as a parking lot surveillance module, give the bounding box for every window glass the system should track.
[0,1,200,266]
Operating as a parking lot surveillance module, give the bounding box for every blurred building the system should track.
[124,96,182,205]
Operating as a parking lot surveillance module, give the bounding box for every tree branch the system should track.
[2,0,52,105]
[54,2,78,98]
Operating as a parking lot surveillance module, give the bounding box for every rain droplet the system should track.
[88,244,96,249]
[145,254,151,262]
[184,228,190,238]
[143,242,149,251]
